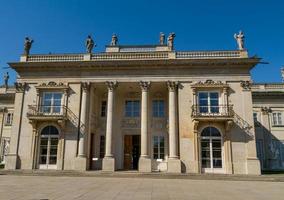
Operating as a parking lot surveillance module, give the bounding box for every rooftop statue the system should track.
[4,72,9,88]
[167,33,176,51]
[159,32,165,45]
[24,37,34,55]
[234,31,245,50]
[85,35,96,53]
[111,34,118,46]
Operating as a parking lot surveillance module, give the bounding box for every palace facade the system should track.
[0,37,283,174]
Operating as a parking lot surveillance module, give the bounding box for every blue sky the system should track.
[0,0,283,85]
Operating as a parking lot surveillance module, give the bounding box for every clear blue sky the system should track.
[0,0,283,85]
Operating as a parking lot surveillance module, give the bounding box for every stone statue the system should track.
[24,37,34,55]
[111,34,118,46]
[167,33,176,51]
[234,31,245,50]
[159,32,165,45]
[4,72,9,88]
[85,35,96,53]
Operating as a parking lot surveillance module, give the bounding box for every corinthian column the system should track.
[167,81,181,173]
[102,81,118,171]
[78,82,89,157]
[138,81,152,172]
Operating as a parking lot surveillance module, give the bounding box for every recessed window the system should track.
[198,92,219,113]
[42,92,63,114]
[153,136,165,160]
[101,101,107,117]
[253,112,258,122]
[272,112,283,126]
[125,100,140,117]
[99,135,105,159]
[153,100,165,118]
[4,112,13,126]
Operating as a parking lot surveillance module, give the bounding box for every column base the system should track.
[4,154,18,170]
[74,156,87,170]
[138,157,152,172]
[102,157,115,172]
[167,158,181,173]
[246,157,261,175]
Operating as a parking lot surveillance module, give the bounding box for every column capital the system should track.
[261,106,272,115]
[81,82,90,92]
[14,82,27,93]
[139,81,151,91]
[167,81,179,91]
[106,81,118,91]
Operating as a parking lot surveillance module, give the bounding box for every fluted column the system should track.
[167,81,181,173]
[138,81,152,172]
[78,82,89,157]
[103,81,118,172]
[167,81,179,159]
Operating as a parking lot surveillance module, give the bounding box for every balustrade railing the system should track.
[22,50,247,62]
[27,105,67,117]
[191,104,234,118]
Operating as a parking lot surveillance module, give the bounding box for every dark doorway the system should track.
[124,135,140,170]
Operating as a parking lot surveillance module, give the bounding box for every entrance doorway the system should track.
[200,127,223,173]
[39,126,59,169]
[124,135,140,170]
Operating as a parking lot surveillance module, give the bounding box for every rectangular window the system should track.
[4,112,13,126]
[152,100,165,118]
[125,100,140,117]
[101,101,107,117]
[99,135,105,159]
[272,112,283,126]
[253,112,258,122]
[153,136,165,160]
[198,92,219,113]
[42,92,63,114]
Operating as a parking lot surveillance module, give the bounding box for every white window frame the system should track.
[41,92,63,114]
[271,112,283,126]
[153,135,165,160]
[197,91,221,114]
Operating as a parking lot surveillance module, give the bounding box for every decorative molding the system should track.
[81,82,90,92]
[106,81,118,91]
[240,81,252,90]
[225,120,234,132]
[191,79,228,88]
[14,82,27,92]
[121,118,140,129]
[167,81,179,91]
[261,106,272,115]
[35,81,68,90]
[193,120,199,131]
[139,81,151,91]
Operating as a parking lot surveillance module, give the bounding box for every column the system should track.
[167,81,181,173]
[102,81,117,171]
[75,82,89,170]
[78,82,89,157]
[138,81,151,172]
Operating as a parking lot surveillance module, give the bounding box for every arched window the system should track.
[39,125,59,169]
[201,127,222,172]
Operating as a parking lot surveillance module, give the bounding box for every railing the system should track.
[21,50,247,62]
[191,105,234,118]
[27,105,67,118]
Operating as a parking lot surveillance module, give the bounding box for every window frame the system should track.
[152,100,165,118]
[271,112,283,126]
[197,91,221,114]
[4,112,13,126]
[100,100,107,117]
[124,100,140,117]
[153,135,165,160]
[41,92,63,114]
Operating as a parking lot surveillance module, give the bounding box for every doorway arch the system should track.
[200,126,223,173]
[38,125,59,169]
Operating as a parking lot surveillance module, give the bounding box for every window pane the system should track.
[199,93,208,99]
[210,92,219,99]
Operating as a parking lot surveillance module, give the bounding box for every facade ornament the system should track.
[81,82,90,91]
[192,80,227,88]
[4,72,9,88]
[240,80,252,90]
[167,81,179,91]
[14,82,26,92]
[234,31,245,50]
[193,120,199,131]
[167,32,176,51]
[110,34,118,46]
[106,81,118,91]
[85,35,96,53]
[261,106,272,115]
[37,82,67,88]
[24,37,34,55]
[159,32,165,45]
[139,81,151,91]
[225,120,234,132]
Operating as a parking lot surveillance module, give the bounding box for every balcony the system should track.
[27,105,67,121]
[191,104,234,121]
